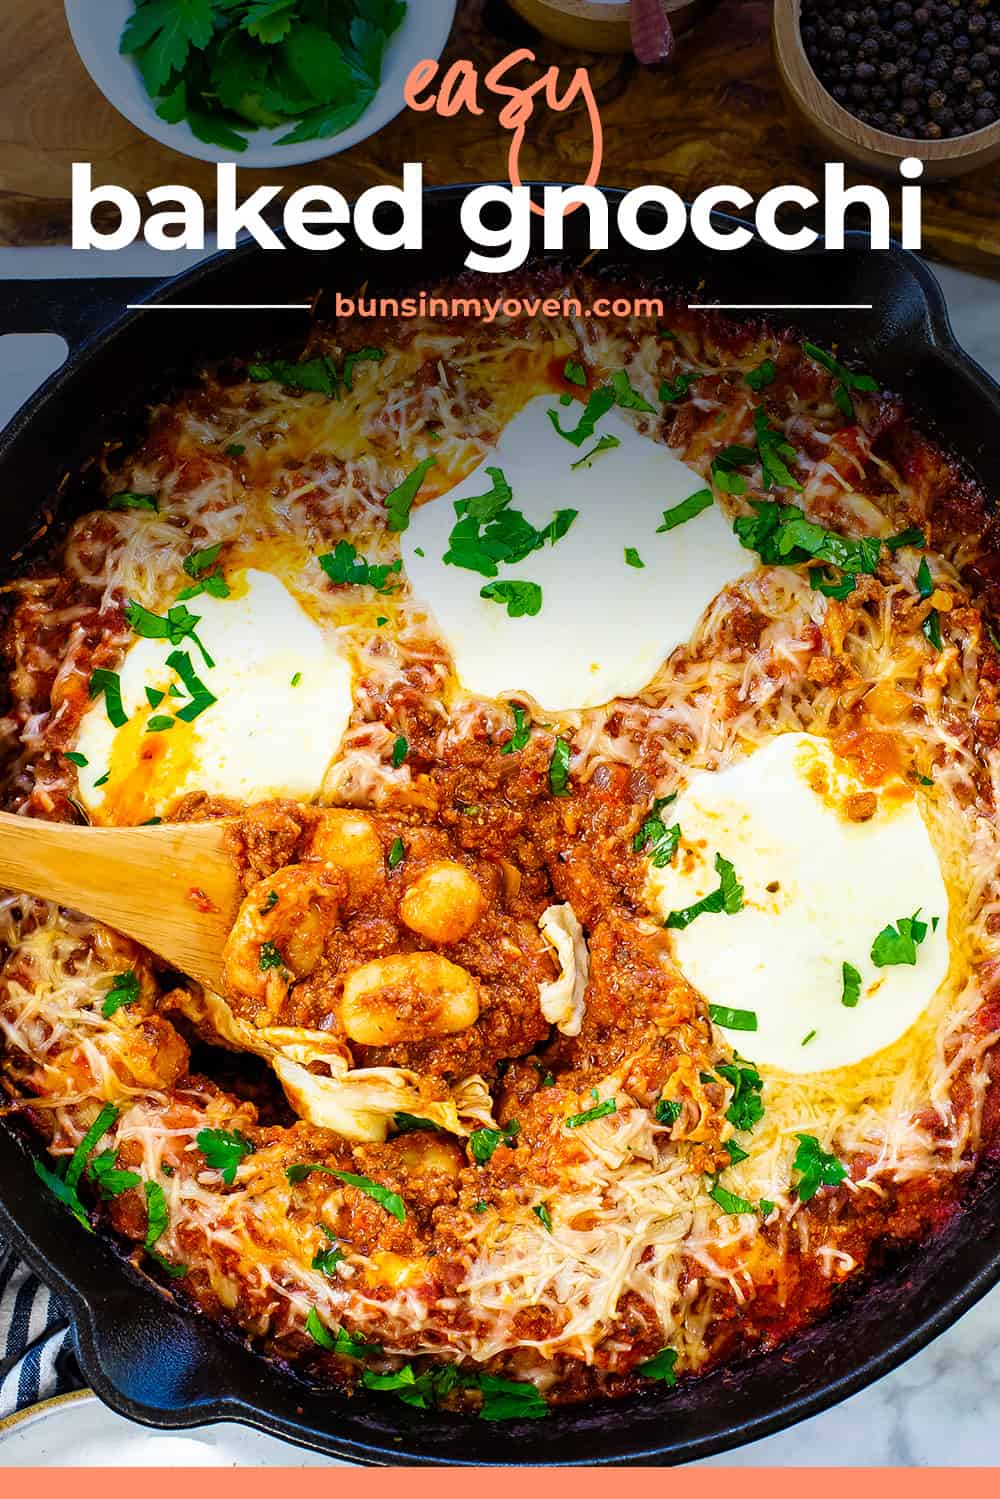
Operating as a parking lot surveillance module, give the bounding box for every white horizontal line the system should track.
[126,303,313,311]
[688,303,874,311]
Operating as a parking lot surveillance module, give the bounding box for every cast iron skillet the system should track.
[0,186,999,1466]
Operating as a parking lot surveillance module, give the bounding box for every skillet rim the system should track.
[1,184,1000,1464]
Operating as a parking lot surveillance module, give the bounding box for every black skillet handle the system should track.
[0,277,164,355]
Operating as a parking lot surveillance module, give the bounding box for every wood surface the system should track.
[0,0,999,274]
[0,813,238,991]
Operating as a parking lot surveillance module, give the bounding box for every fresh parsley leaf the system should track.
[387,835,405,870]
[803,343,878,413]
[126,600,214,669]
[391,735,408,768]
[66,1104,120,1193]
[917,556,934,599]
[726,1139,749,1166]
[711,444,756,495]
[250,356,338,395]
[735,500,881,576]
[145,686,165,709]
[167,649,217,723]
[654,1098,682,1126]
[571,434,620,470]
[286,1163,340,1185]
[841,960,862,1008]
[923,609,944,651]
[533,1203,553,1232]
[225,444,245,458]
[809,566,856,600]
[501,703,532,756]
[86,1149,141,1201]
[182,543,221,577]
[886,526,926,552]
[65,751,88,767]
[108,491,158,513]
[565,1099,616,1128]
[478,1374,548,1421]
[753,406,802,491]
[120,0,217,96]
[657,488,714,532]
[660,372,703,403]
[745,360,777,392]
[93,771,110,788]
[624,547,644,569]
[342,347,385,391]
[469,1122,519,1164]
[318,541,401,593]
[793,1133,847,1203]
[143,1180,170,1249]
[708,1181,756,1216]
[312,1226,345,1277]
[146,715,174,733]
[548,385,615,448]
[716,1061,764,1131]
[385,457,436,533]
[549,737,572,797]
[633,795,680,869]
[665,853,744,930]
[637,1348,678,1384]
[708,1004,758,1032]
[196,1127,254,1185]
[331,1170,406,1222]
[306,1307,338,1350]
[563,358,587,387]
[102,969,140,1019]
[871,911,929,968]
[89,669,128,729]
[258,940,286,971]
[610,370,656,413]
[392,1113,441,1135]
[480,580,543,618]
[33,1158,92,1233]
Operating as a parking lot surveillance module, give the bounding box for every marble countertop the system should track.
[0,252,999,1467]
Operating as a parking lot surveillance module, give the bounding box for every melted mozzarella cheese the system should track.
[75,569,352,824]
[402,395,749,711]
[647,733,951,1075]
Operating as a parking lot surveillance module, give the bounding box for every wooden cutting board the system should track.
[2,0,999,275]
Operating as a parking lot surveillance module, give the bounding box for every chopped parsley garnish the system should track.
[178,542,229,601]
[563,358,587,387]
[469,1122,520,1164]
[331,1170,406,1223]
[708,1181,756,1216]
[307,1308,377,1356]
[660,372,703,403]
[89,669,128,728]
[802,1029,817,1046]
[886,526,927,552]
[126,600,215,669]
[477,1374,548,1422]
[312,1226,345,1277]
[735,500,881,591]
[385,457,437,533]
[610,369,656,413]
[708,1003,758,1033]
[548,385,615,448]
[225,444,245,458]
[565,1098,617,1128]
[745,359,777,392]
[665,853,744,930]
[145,686,165,709]
[501,703,532,755]
[143,1180,170,1250]
[710,440,756,495]
[917,556,934,599]
[167,649,217,722]
[102,969,140,1019]
[871,911,929,968]
[716,1060,764,1131]
[93,771,110,788]
[624,547,645,569]
[633,794,680,869]
[286,1163,340,1184]
[841,960,862,1008]
[753,406,803,491]
[33,1102,121,1232]
[392,1113,441,1135]
[533,1202,553,1232]
[342,347,385,391]
[86,1149,141,1201]
[480,580,543,617]
[391,736,408,768]
[64,751,88,768]
[571,434,620,470]
[258,941,286,972]
[109,491,158,512]
[657,488,714,532]
[809,567,856,600]
[250,357,338,395]
[548,737,572,798]
[793,1133,847,1202]
[802,342,878,422]
[319,541,402,593]
[261,891,279,913]
[654,1098,682,1126]
[923,609,944,651]
[387,836,405,870]
[291,671,302,687]
[146,715,175,733]
[726,1139,749,1166]
[443,467,575,578]
[196,1127,254,1185]
[637,1347,678,1384]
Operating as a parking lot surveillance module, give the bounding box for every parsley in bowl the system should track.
[64,0,457,166]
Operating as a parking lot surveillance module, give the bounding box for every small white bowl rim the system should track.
[64,0,457,169]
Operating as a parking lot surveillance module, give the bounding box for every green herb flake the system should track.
[89,669,128,729]
[146,715,175,734]
[93,771,110,788]
[793,1133,847,1203]
[109,491,158,513]
[735,499,881,579]
[391,735,408,769]
[102,969,141,1019]
[571,434,620,470]
[841,960,863,1008]
[387,836,405,870]
[258,940,286,972]
[726,1139,749,1166]
[478,1374,548,1422]
[64,751,88,768]
[624,547,645,570]
[633,795,681,870]
[565,1098,617,1129]
[886,526,927,552]
[533,1202,553,1232]
[657,488,714,533]
[716,1060,764,1131]
[501,703,532,756]
[610,369,656,413]
[86,1149,141,1202]
[660,372,704,403]
[342,347,385,392]
[654,1098,682,1126]
[549,737,572,798]
[548,385,616,448]
[803,344,878,422]
[145,686,165,709]
[480,579,543,618]
[711,444,756,496]
[637,1347,678,1385]
[923,609,944,651]
[143,1179,170,1250]
[312,1226,345,1277]
[385,457,437,533]
[225,444,245,458]
[917,557,934,599]
[708,1181,756,1216]
[392,1112,441,1135]
[708,1003,758,1033]
[291,671,302,687]
[665,853,744,931]
[319,541,402,594]
[469,1122,520,1164]
[331,1169,406,1223]
[802,1029,817,1046]
[871,911,930,968]
[746,359,777,392]
[196,1127,254,1186]
[563,358,587,387]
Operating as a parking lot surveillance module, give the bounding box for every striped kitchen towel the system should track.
[0,1239,82,1417]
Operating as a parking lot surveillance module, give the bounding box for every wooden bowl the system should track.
[506,0,716,54]
[773,0,1000,182]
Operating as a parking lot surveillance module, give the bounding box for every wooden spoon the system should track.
[0,812,240,993]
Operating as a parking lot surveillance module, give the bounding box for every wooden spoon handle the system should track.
[631,0,675,64]
[0,812,239,992]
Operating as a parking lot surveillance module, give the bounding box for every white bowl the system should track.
[65,0,457,168]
